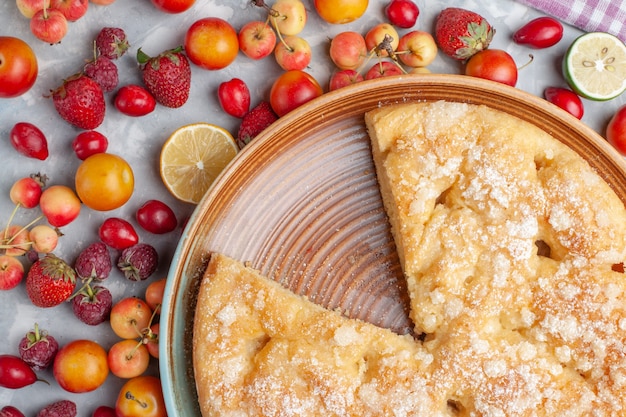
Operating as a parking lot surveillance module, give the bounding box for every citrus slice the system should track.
[160,123,238,204]
[563,32,626,101]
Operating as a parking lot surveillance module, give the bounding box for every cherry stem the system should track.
[518,54,534,71]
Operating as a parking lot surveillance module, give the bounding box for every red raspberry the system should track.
[117,243,159,281]
[36,400,77,417]
[84,56,119,93]
[74,242,112,281]
[18,323,58,371]
[71,284,113,326]
[95,27,129,60]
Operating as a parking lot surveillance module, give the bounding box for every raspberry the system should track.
[95,27,129,60]
[18,323,58,371]
[74,242,112,281]
[117,243,159,281]
[84,56,119,93]
[71,284,113,326]
[36,400,77,417]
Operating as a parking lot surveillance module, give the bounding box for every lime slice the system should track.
[563,32,626,101]
[159,123,238,204]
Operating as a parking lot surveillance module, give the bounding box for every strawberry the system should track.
[51,74,106,130]
[36,400,77,417]
[18,323,58,371]
[25,253,77,308]
[236,101,278,149]
[84,56,118,93]
[95,27,129,60]
[117,243,158,281]
[71,283,112,325]
[137,46,191,108]
[434,7,494,61]
[74,242,112,281]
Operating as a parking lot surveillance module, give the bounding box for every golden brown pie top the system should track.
[193,101,626,416]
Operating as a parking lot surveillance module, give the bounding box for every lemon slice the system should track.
[563,32,626,101]
[160,123,238,204]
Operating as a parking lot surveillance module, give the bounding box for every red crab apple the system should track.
[329,31,367,70]
[0,37,39,98]
[385,0,419,29]
[90,0,116,4]
[0,255,25,290]
[110,297,153,339]
[397,30,437,67]
[365,23,399,57]
[269,69,323,117]
[49,0,88,21]
[274,35,311,71]
[271,0,307,36]
[107,339,150,379]
[30,7,68,44]
[29,224,59,253]
[365,60,403,79]
[329,69,363,91]
[2,225,31,257]
[238,20,276,60]
[39,185,81,227]
[16,0,50,18]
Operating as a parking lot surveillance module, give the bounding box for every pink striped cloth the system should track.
[516,0,626,42]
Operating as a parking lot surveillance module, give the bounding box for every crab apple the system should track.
[39,185,81,227]
[72,130,108,160]
[53,339,109,393]
[274,35,311,71]
[144,278,166,313]
[107,339,150,379]
[143,322,159,358]
[329,69,364,91]
[385,0,419,28]
[2,225,31,257]
[92,406,116,417]
[185,17,238,70]
[365,23,399,57]
[329,31,368,70]
[238,20,276,60]
[314,0,368,24]
[49,0,88,21]
[90,0,116,4]
[30,7,68,44]
[16,0,50,18]
[0,255,25,290]
[110,297,153,339]
[10,176,42,208]
[396,30,437,67]
[271,0,307,36]
[269,69,323,117]
[607,105,626,156]
[29,224,59,253]
[365,60,403,79]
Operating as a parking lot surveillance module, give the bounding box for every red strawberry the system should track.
[71,283,112,325]
[25,253,77,308]
[117,243,158,281]
[84,56,118,93]
[137,46,191,108]
[435,7,494,60]
[95,27,129,60]
[74,242,112,281]
[36,400,77,417]
[236,101,278,149]
[51,74,106,130]
[18,323,58,371]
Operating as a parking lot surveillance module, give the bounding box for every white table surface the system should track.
[1,0,624,415]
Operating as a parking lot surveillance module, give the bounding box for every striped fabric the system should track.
[517,0,626,42]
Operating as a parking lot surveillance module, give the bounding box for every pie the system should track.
[193,100,626,416]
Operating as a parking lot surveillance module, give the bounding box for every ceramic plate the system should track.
[159,74,626,416]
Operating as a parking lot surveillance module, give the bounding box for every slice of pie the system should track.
[193,253,441,416]
[365,100,626,415]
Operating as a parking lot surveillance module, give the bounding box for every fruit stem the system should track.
[518,54,534,71]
